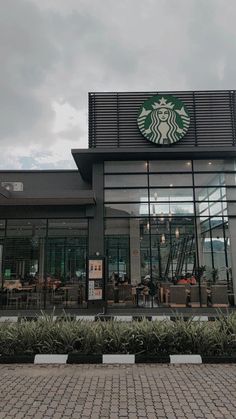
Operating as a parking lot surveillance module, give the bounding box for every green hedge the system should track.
[0,312,236,356]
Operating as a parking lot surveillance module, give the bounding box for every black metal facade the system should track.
[88,90,236,149]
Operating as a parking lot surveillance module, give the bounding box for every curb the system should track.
[1,354,236,364]
[0,315,218,323]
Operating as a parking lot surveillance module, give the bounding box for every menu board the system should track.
[88,259,103,279]
[87,258,104,301]
[88,281,103,300]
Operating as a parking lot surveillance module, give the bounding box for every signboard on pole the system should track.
[87,257,105,301]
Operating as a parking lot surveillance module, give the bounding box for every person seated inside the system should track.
[140,275,151,305]
[177,273,197,285]
[176,276,189,285]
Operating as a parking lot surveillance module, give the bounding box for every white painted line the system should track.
[114,316,132,322]
[103,354,135,364]
[192,316,209,322]
[0,316,18,323]
[76,316,95,321]
[34,354,68,364]
[152,316,171,321]
[170,355,202,364]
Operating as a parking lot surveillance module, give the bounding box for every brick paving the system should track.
[0,364,235,418]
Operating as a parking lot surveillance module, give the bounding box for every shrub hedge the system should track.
[0,312,236,356]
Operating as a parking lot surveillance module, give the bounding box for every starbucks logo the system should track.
[137,95,190,145]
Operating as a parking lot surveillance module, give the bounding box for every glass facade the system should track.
[0,219,88,309]
[1,158,236,311]
[104,159,236,308]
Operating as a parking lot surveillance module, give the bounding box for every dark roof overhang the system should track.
[72,147,236,181]
[0,190,95,206]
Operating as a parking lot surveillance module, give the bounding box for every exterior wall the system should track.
[0,171,91,195]
[89,90,236,149]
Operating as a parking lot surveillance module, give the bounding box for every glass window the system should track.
[194,173,225,187]
[149,173,192,187]
[105,235,130,284]
[150,203,169,216]
[105,174,148,187]
[105,203,149,217]
[195,187,226,201]
[47,219,88,290]
[149,160,192,172]
[225,187,236,200]
[197,202,210,215]
[150,202,194,216]
[210,217,226,229]
[200,217,211,232]
[209,202,224,216]
[170,203,194,216]
[227,203,236,216]
[225,173,236,186]
[0,220,5,237]
[193,160,224,171]
[105,189,148,202]
[48,219,88,236]
[6,219,46,238]
[4,219,47,284]
[150,188,193,202]
[104,161,147,173]
[105,218,130,235]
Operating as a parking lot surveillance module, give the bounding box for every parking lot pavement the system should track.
[0,364,236,418]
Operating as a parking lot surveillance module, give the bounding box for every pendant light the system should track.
[175,227,180,239]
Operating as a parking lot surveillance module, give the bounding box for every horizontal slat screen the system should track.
[88,90,236,149]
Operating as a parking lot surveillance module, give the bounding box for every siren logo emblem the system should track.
[137,95,190,145]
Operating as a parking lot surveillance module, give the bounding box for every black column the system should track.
[88,163,104,256]
[88,163,105,311]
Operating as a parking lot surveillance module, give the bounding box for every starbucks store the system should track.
[1,90,236,311]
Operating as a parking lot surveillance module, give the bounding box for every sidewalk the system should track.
[0,364,236,418]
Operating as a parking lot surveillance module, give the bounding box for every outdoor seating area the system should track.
[1,278,86,309]
[107,280,231,308]
[1,275,232,310]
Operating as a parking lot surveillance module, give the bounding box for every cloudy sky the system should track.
[1,0,236,170]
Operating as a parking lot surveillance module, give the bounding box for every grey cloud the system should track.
[1,0,236,169]
[0,0,59,139]
[179,0,236,89]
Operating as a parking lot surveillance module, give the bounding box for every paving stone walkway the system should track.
[0,364,236,418]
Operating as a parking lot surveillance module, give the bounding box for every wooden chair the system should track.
[159,283,171,304]
[7,290,22,309]
[51,288,64,306]
[26,286,42,308]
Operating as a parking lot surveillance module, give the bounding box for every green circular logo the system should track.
[137,95,190,145]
